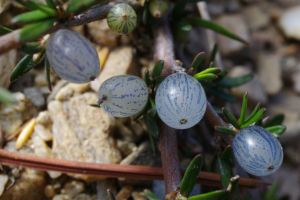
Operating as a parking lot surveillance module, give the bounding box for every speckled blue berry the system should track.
[232,125,283,176]
[155,73,207,129]
[98,75,148,117]
[46,29,100,84]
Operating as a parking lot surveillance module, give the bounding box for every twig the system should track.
[0,0,141,56]
[154,17,182,196]
[0,149,270,189]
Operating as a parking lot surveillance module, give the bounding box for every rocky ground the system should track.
[1,0,300,199]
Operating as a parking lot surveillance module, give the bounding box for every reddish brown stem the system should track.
[154,18,182,196]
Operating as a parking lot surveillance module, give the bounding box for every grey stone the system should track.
[279,6,300,40]
[23,87,45,108]
[243,6,270,30]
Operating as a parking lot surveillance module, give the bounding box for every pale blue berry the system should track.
[232,125,283,176]
[46,29,100,84]
[155,73,207,129]
[98,75,148,117]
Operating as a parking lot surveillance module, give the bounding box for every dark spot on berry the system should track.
[180,119,187,124]
[267,165,274,171]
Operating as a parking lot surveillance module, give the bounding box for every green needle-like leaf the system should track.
[263,182,279,200]
[239,92,248,127]
[220,146,232,159]
[240,108,266,128]
[186,17,249,45]
[246,102,261,123]
[222,108,239,129]
[67,0,109,14]
[197,68,221,76]
[10,54,43,82]
[218,157,231,188]
[0,27,13,36]
[143,1,149,25]
[144,113,159,138]
[19,18,55,42]
[12,10,57,23]
[15,0,57,15]
[0,87,15,104]
[180,155,203,197]
[46,0,56,9]
[148,128,158,155]
[45,55,52,91]
[215,126,236,136]
[107,189,116,200]
[266,125,286,136]
[207,44,218,68]
[147,97,157,119]
[152,60,164,79]
[193,73,218,81]
[133,100,149,121]
[226,176,240,200]
[90,104,101,108]
[188,190,229,200]
[215,73,254,88]
[190,52,205,71]
[207,88,237,103]
[144,190,161,200]
[264,114,284,127]
[174,20,192,31]
[144,70,152,86]
[21,42,43,54]
[172,0,188,20]
[212,106,222,114]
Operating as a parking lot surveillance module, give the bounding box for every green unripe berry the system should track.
[149,0,170,18]
[107,3,137,35]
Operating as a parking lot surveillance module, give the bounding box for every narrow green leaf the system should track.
[172,0,188,20]
[215,73,254,88]
[46,0,56,9]
[263,182,279,200]
[200,81,215,89]
[246,102,261,123]
[180,155,203,197]
[207,88,237,103]
[265,114,284,127]
[213,69,227,82]
[45,55,52,91]
[10,54,42,82]
[15,0,57,16]
[12,10,56,23]
[0,87,15,104]
[227,176,240,200]
[155,76,166,83]
[240,108,266,128]
[144,190,161,200]
[190,52,205,71]
[222,108,239,129]
[218,157,231,188]
[174,20,192,31]
[144,70,151,86]
[193,73,218,81]
[133,100,149,121]
[67,0,109,14]
[212,106,222,114]
[152,60,164,79]
[186,17,249,45]
[197,68,221,76]
[0,27,13,36]
[239,92,248,127]
[148,128,158,155]
[21,42,43,54]
[19,18,55,42]
[144,113,159,138]
[220,146,232,160]
[147,97,157,119]
[90,104,101,108]
[107,189,116,200]
[265,125,286,136]
[207,44,218,68]
[215,126,236,136]
[188,190,229,200]
[143,1,149,25]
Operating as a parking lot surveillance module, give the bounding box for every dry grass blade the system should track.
[0,149,270,189]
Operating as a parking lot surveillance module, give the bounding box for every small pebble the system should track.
[23,87,45,108]
[44,185,56,198]
[64,180,85,198]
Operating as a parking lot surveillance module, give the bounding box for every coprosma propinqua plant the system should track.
[0,0,287,199]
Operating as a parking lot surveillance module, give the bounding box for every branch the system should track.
[154,18,182,196]
[0,0,141,55]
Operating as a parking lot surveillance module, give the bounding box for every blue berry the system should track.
[98,75,148,117]
[155,73,207,129]
[46,29,100,84]
[232,125,283,176]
